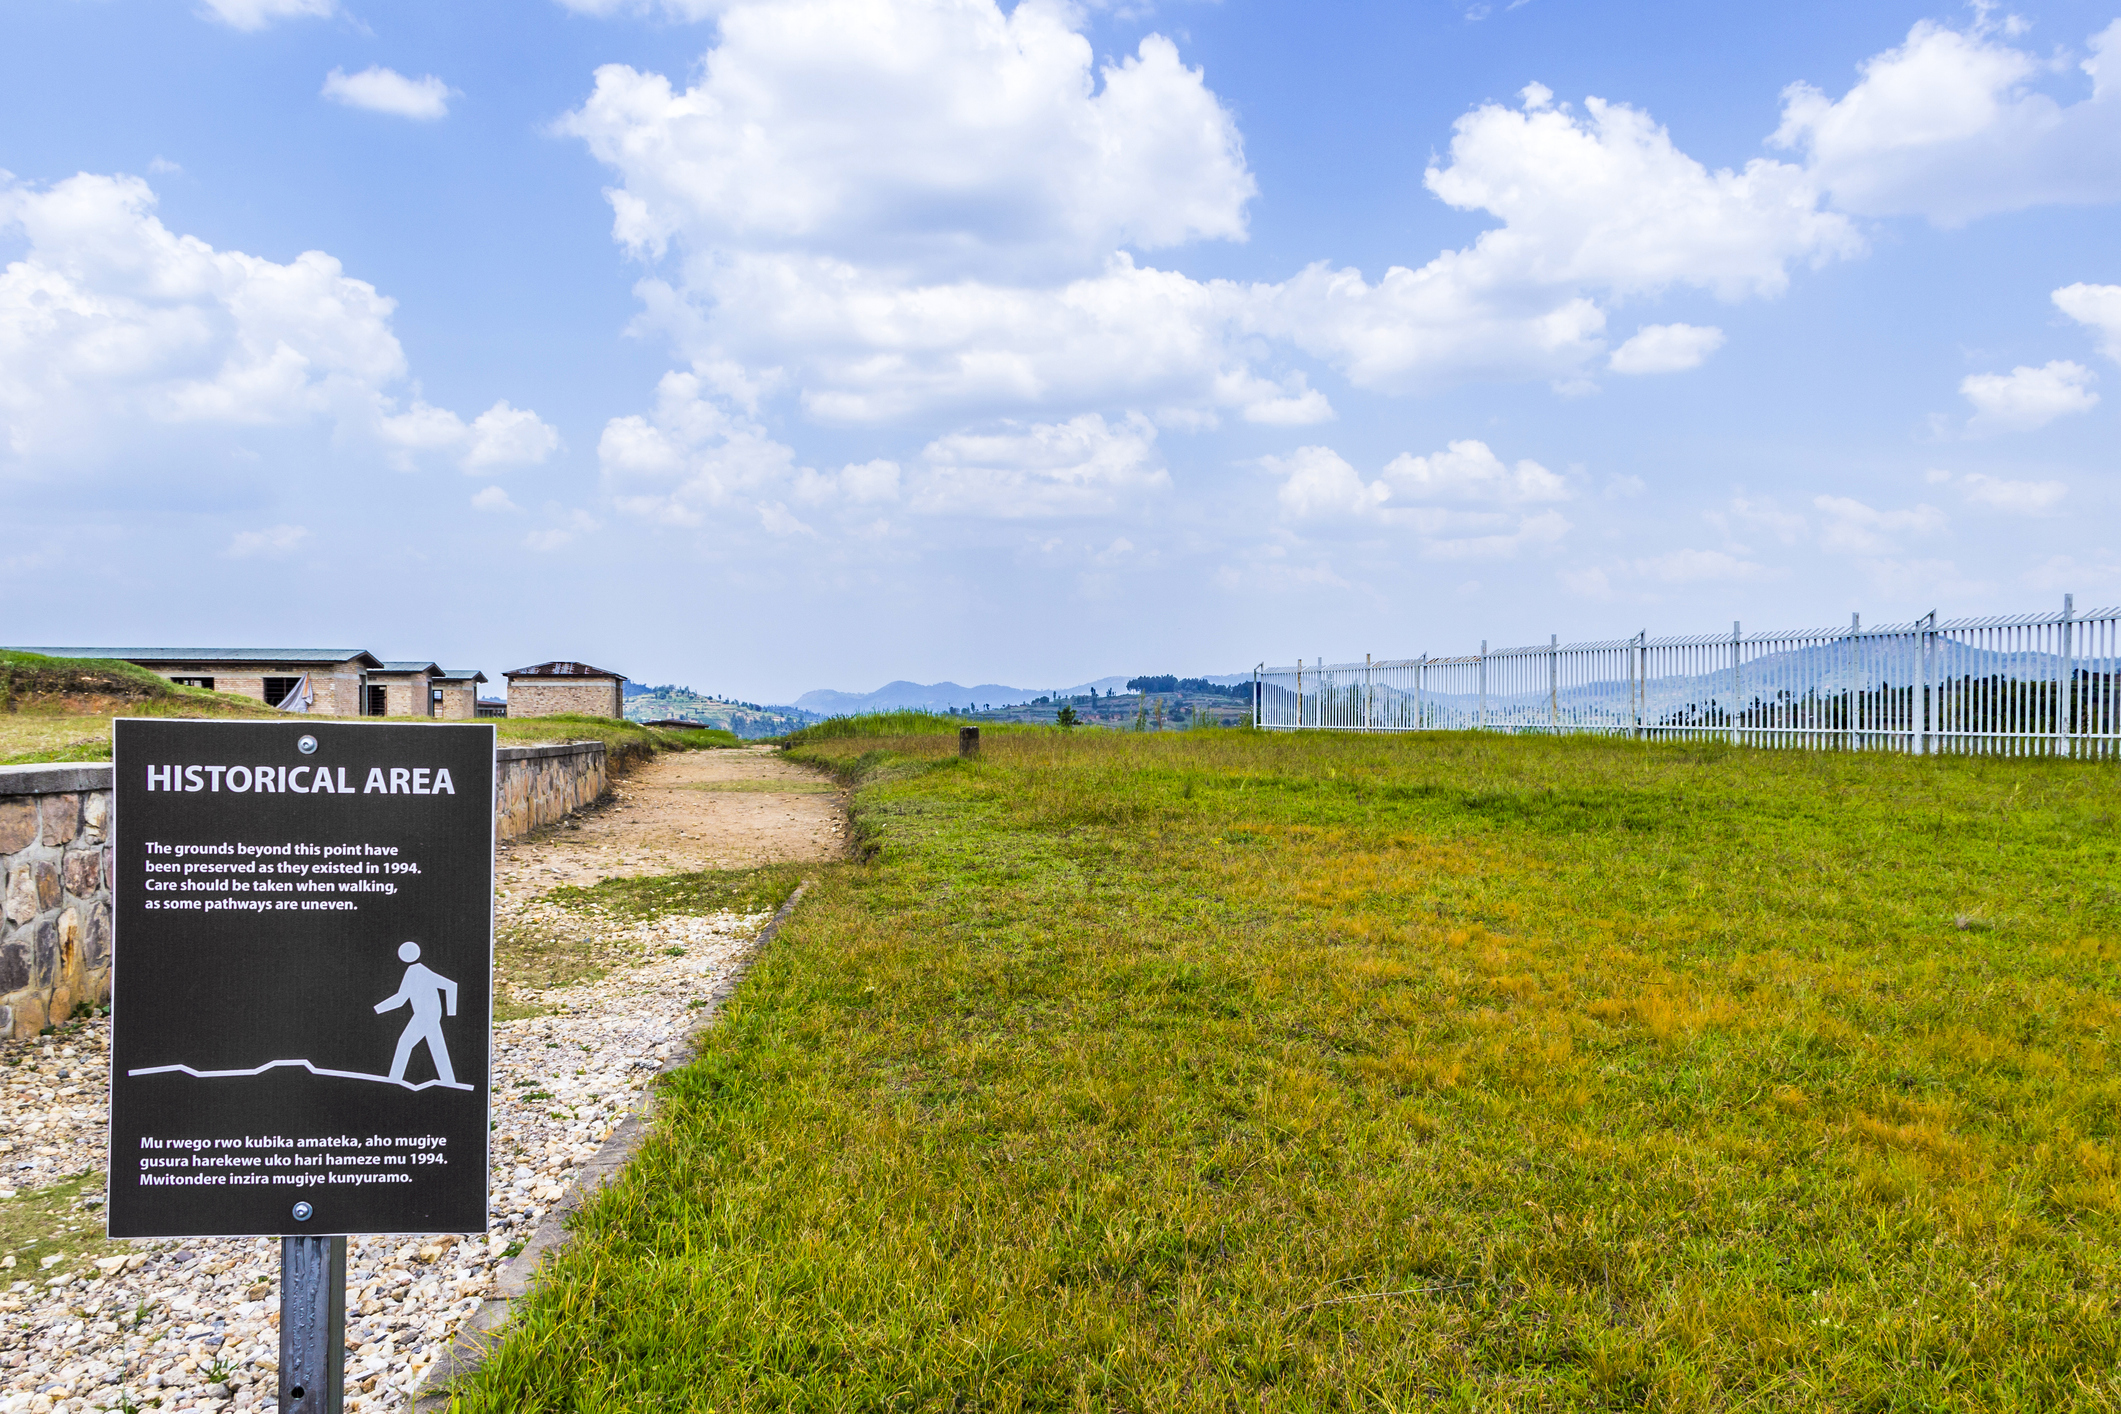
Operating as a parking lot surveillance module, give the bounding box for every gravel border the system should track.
[410,880,809,1410]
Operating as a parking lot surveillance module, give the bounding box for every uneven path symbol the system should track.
[127,1059,475,1092]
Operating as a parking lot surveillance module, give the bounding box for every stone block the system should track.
[10,995,44,1039]
[34,862,60,914]
[32,917,57,989]
[0,800,33,855]
[2,865,37,925]
[80,792,109,844]
[37,794,79,846]
[62,849,100,898]
[86,903,110,968]
[57,909,82,995]
[0,941,26,993]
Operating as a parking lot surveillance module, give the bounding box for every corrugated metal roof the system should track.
[7,647,384,668]
[504,661,625,680]
[433,668,489,682]
[371,661,443,674]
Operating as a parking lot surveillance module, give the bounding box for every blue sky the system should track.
[4,0,2117,701]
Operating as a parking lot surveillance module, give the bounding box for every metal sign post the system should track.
[107,720,494,1413]
[281,1233,347,1411]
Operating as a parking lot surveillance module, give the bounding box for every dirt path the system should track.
[497,744,844,896]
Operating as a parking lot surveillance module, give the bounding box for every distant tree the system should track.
[1128,675,1179,694]
[1056,704,1079,728]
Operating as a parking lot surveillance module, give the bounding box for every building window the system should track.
[170,676,214,691]
[262,677,301,707]
[366,685,389,716]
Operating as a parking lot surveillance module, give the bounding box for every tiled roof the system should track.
[505,661,625,680]
[433,668,489,682]
[371,660,444,674]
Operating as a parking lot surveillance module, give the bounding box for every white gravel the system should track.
[0,906,766,1414]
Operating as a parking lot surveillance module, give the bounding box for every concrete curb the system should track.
[0,762,113,795]
[412,879,813,1411]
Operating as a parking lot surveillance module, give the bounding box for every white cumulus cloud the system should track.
[1812,494,1947,554]
[465,401,560,469]
[322,68,455,121]
[911,413,1166,518]
[1632,548,1770,583]
[0,172,554,475]
[1269,438,1570,558]
[1425,94,1858,302]
[2055,282,2121,361]
[559,0,1252,280]
[225,524,310,558]
[1382,439,1568,503]
[525,510,601,553]
[199,0,332,31]
[1269,446,1390,521]
[596,368,806,526]
[556,0,731,15]
[1960,360,2099,433]
[1958,471,2068,514]
[378,399,561,472]
[1609,323,1726,374]
[568,0,1875,448]
[1772,17,2121,225]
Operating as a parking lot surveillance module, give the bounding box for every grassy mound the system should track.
[780,710,974,744]
[0,649,184,704]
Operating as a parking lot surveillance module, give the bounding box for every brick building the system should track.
[431,670,489,720]
[504,661,626,719]
[364,661,443,718]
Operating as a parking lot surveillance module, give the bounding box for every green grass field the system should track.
[456,724,2121,1411]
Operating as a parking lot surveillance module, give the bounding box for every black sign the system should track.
[108,720,493,1239]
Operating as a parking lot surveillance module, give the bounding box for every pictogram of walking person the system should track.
[375,941,458,1087]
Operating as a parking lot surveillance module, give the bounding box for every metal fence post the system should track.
[280,1235,347,1414]
[1548,634,1559,732]
[1921,611,1935,756]
[1416,655,1427,731]
[1846,612,1860,752]
[1634,631,1645,740]
[1479,640,1488,732]
[1365,653,1373,732]
[2060,593,2075,758]
[1731,621,1742,747]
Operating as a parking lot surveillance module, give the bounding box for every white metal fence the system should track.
[1255,596,2121,757]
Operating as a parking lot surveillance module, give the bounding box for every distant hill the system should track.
[622,684,818,740]
[795,673,1250,717]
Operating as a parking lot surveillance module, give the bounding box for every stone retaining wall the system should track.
[0,765,113,1040]
[494,741,609,841]
[0,740,608,1038]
